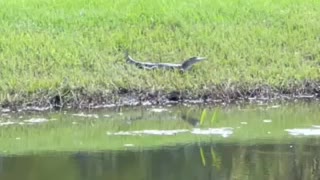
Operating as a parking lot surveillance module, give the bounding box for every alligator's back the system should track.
[125,53,206,71]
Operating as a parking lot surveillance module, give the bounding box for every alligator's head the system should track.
[181,57,206,71]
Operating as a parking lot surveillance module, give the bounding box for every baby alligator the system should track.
[126,54,206,72]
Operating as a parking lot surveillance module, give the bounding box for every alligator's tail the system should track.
[125,51,137,64]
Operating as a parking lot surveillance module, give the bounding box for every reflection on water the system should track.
[1,140,320,180]
[1,103,320,179]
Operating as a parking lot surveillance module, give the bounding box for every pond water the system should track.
[0,102,320,180]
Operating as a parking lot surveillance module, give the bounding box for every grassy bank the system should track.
[0,0,320,107]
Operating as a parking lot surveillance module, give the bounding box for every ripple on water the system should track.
[24,118,49,123]
[149,108,168,113]
[72,113,99,118]
[0,121,15,126]
[106,129,189,136]
[263,119,272,123]
[286,128,320,136]
[191,128,233,137]
[0,118,54,126]
[106,128,233,137]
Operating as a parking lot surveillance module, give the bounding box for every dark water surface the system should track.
[1,141,320,180]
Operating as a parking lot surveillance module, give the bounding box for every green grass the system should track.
[0,0,320,105]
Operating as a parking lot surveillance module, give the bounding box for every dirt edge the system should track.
[1,82,319,111]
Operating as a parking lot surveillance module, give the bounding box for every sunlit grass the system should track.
[0,0,319,104]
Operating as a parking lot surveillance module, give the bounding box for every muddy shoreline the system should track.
[1,83,319,112]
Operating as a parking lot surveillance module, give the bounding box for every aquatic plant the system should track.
[199,108,219,126]
[200,109,207,125]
